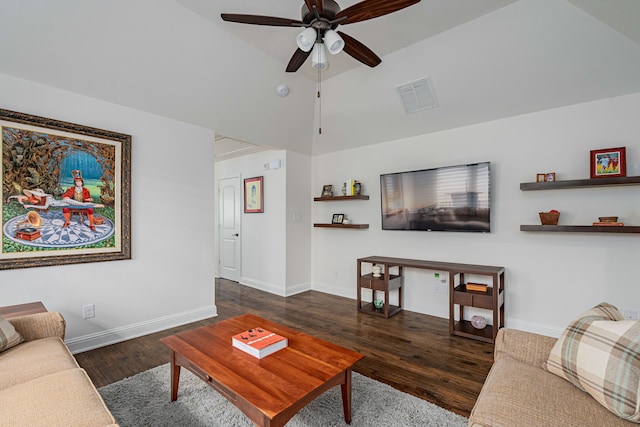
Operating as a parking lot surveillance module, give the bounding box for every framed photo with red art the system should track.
[244,176,263,213]
[590,147,626,179]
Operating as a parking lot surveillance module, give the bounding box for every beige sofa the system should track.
[0,312,118,427]
[470,328,634,427]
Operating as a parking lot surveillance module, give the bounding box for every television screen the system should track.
[380,162,491,232]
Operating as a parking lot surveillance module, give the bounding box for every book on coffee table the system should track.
[232,327,288,359]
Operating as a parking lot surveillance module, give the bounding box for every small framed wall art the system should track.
[321,184,333,197]
[331,213,344,224]
[545,172,556,182]
[244,176,263,213]
[590,147,626,178]
[536,174,546,182]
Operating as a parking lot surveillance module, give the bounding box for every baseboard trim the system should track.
[65,305,218,354]
[239,277,311,297]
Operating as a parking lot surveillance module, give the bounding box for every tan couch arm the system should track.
[494,328,556,367]
[8,312,66,341]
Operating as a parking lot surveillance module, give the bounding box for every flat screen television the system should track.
[380,162,491,232]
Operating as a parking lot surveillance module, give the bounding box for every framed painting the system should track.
[590,147,626,178]
[1,108,131,270]
[244,176,263,213]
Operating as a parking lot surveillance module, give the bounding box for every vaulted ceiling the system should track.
[0,0,639,158]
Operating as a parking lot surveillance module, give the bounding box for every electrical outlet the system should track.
[623,309,638,320]
[82,304,95,319]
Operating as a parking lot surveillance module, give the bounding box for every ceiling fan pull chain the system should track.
[317,67,322,134]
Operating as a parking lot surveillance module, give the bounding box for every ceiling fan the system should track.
[221,0,421,72]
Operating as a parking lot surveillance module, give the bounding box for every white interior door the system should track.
[218,176,241,282]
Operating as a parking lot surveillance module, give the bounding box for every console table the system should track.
[357,256,505,343]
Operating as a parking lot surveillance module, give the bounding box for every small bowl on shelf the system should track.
[598,216,618,223]
[539,211,560,225]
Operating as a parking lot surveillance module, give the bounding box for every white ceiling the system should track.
[0,0,639,158]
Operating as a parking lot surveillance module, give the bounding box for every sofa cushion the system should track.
[0,368,117,427]
[0,337,79,391]
[0,314,23,352]
[470,355,633,427]
[544,302,640,422]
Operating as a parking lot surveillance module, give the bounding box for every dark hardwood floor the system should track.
[75,278,494,417]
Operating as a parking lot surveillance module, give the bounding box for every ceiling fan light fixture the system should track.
[323,30,344,55]
[311,43,328,71]
[296,27,317,52]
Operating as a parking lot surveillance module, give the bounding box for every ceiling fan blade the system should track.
[221,13,303,27]
[286,48,312,72]
[335,0,420,25]
[338,31,381,68]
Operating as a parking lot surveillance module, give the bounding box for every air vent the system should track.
[395,77,438,114]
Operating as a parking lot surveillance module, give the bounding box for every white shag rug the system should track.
[99,363,468,426]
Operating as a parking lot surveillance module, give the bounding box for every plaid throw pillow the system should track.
[544,302,640,422]
[0,314,24,352]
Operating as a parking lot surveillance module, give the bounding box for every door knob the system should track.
[233,233,239,236]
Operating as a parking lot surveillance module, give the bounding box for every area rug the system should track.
[99,364,468,426]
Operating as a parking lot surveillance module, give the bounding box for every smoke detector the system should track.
[276,84,289,97]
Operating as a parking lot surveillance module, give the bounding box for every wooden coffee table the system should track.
[160,314,364,427]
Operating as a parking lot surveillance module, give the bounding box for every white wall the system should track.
[0,73,216,352]
[216,150,312,296]
[312,92,640,337]
[285,150,312,293]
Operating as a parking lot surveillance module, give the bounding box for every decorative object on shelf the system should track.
[341,182,347,195]
[372,265,382,277]
[536,174,546,182]
[321,184,333,197]
[466,283,488,293]
[545,172,556,182]
[539,210,560,225]
[471,315,487,329]
[373,299,384,311]
[593,216,624,226]
[346,179,361,196]
[331,213,344,224]
[590,147,626,179]
[244,176,264,213]
[342,217,350,224]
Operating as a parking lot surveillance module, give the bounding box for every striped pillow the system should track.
[544,302,640,422]
[0,314,24,352]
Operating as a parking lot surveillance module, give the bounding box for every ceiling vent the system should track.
[395,77,438,114]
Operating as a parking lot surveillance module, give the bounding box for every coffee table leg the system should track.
[340,369,353,424]
[169,350,181,401]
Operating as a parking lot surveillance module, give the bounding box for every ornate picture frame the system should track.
[590,147,626,178]
[244,176,263,213]
[1,108,131,270]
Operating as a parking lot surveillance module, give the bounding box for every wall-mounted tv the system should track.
[380,162,491,232]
